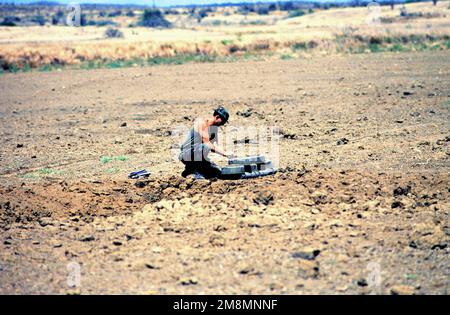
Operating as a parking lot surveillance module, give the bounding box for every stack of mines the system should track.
[221,155,277,179]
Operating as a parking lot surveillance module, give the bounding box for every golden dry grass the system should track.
[0,1,449,70]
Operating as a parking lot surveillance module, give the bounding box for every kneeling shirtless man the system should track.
[179,107,233,179]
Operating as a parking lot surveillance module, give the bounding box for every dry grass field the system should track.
[0,1,449,70]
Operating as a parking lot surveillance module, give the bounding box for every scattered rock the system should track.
[180,277,198,286]
[431,243,447,250]
[336,285,348,292]
[390,285,416,295]
[38,217,54,227]
[134,181,149,188]
[155,200,173,211]
[311,191,327,205]
[357,278,368,287]
[152,246,163,253]
[213,225,227,232]
[281,130,297,140]
[145,263,160,270]
[234,137,251,144]
[236,108,253,118]
[393,186,411,197]
[120,122,127,127]
[66,289,81,295]
[79,235,95,242]
[279,166,295,174]
[239,267,254,275]
[327,219,343,228]
[325,127,338,135]
[436,137,449,145]
[291,247,321,260]
[239,266,262,276]
[337,138,349,145]
[297,166,309,177]
[209,234,225,247]
[391,201,404,209]
[143,193,161,203]
[253,191,274,206]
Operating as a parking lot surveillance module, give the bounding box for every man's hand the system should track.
[225,152,235,159]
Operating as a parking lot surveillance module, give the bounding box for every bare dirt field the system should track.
[0,51,448,294]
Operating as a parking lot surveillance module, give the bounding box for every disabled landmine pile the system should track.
[221,155,277,179]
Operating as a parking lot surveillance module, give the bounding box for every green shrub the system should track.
[247,20,267,25]
[52,10,64,25]
[39,168,63,175]
[8,63,19,73]
[108,10,122,17]
[292,42,307,51]
[80,14,87,26]
[281,54,293,60]
[106,167,120,174]
[389,44,406,52]
[1,16,20,26]
[31,15,46,26]
[139,9,170,28]
[104,27,124,38]
[101,156,128,164]
[368,43,382,53]
[101,156,113,164]
[288,10,306,18]
[256,7,270,15]
[221,39,233,45]
[115,155,128,162]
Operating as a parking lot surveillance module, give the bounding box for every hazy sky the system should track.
[0,0,345,7]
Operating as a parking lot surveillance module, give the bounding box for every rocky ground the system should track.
[0,51,448,294]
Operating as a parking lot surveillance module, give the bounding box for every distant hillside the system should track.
[0,0,432,9]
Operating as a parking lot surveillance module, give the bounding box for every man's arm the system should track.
[200,122,230,157]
